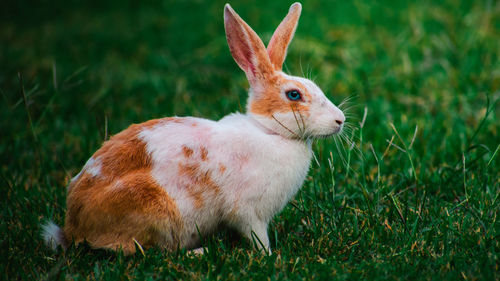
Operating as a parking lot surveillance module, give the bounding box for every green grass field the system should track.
[1,0,499,279]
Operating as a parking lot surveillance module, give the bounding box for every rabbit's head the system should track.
[224,3,345,139]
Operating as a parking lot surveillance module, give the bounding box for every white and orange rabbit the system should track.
[43,2,345,254]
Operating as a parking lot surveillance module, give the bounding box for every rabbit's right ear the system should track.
[267,3,301,71]
[224,4,273,85]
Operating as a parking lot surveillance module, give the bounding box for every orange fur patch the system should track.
[218,164,227,174]
[164,117,184,124]
[200,146,208,161]
[64,117,185,254]
[65,170,182,254]
[182,146,194,158]
[91,119,160,180]
[249,75,311,117]
[178,162,220,209]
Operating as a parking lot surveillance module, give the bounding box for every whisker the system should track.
[333,136,348,167]
[297,108,306,136]
[336,134,350,163]
[334,135,360,177]
[337,137,362,177]
[299,54,305,78]
[290,105,305,137]
[342,132,363,161]
[340,123,363,160]
[338,95,359,109]
[341,125,359,139]
[342,125,358,134]
[342,115,359,121]
[339,94,358,103]
[338,104,361,113]
[272,114,300,139]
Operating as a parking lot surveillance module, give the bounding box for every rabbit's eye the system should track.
[286,90,302,101]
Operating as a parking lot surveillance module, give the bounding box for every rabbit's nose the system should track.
[335,119,343,125]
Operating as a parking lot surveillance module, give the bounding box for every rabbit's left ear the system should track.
[224,4,274,85]
[267,2,302,71]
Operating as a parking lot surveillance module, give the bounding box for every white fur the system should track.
[139,114,312,250]
[41,220,64,250]
[70,156,101,184]
[86,157,102,177]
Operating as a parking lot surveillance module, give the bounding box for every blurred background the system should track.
[1,0,499,279]
[2,0,499,136]
[2,0,498,182]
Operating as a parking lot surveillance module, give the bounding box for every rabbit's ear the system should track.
[224,4,273,84]
[267,3,302,71]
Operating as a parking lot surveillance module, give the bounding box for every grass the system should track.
[1,0,499,279]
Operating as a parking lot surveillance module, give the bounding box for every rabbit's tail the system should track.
[41,220,67,250]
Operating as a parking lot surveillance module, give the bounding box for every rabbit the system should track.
[42,2,345,255]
